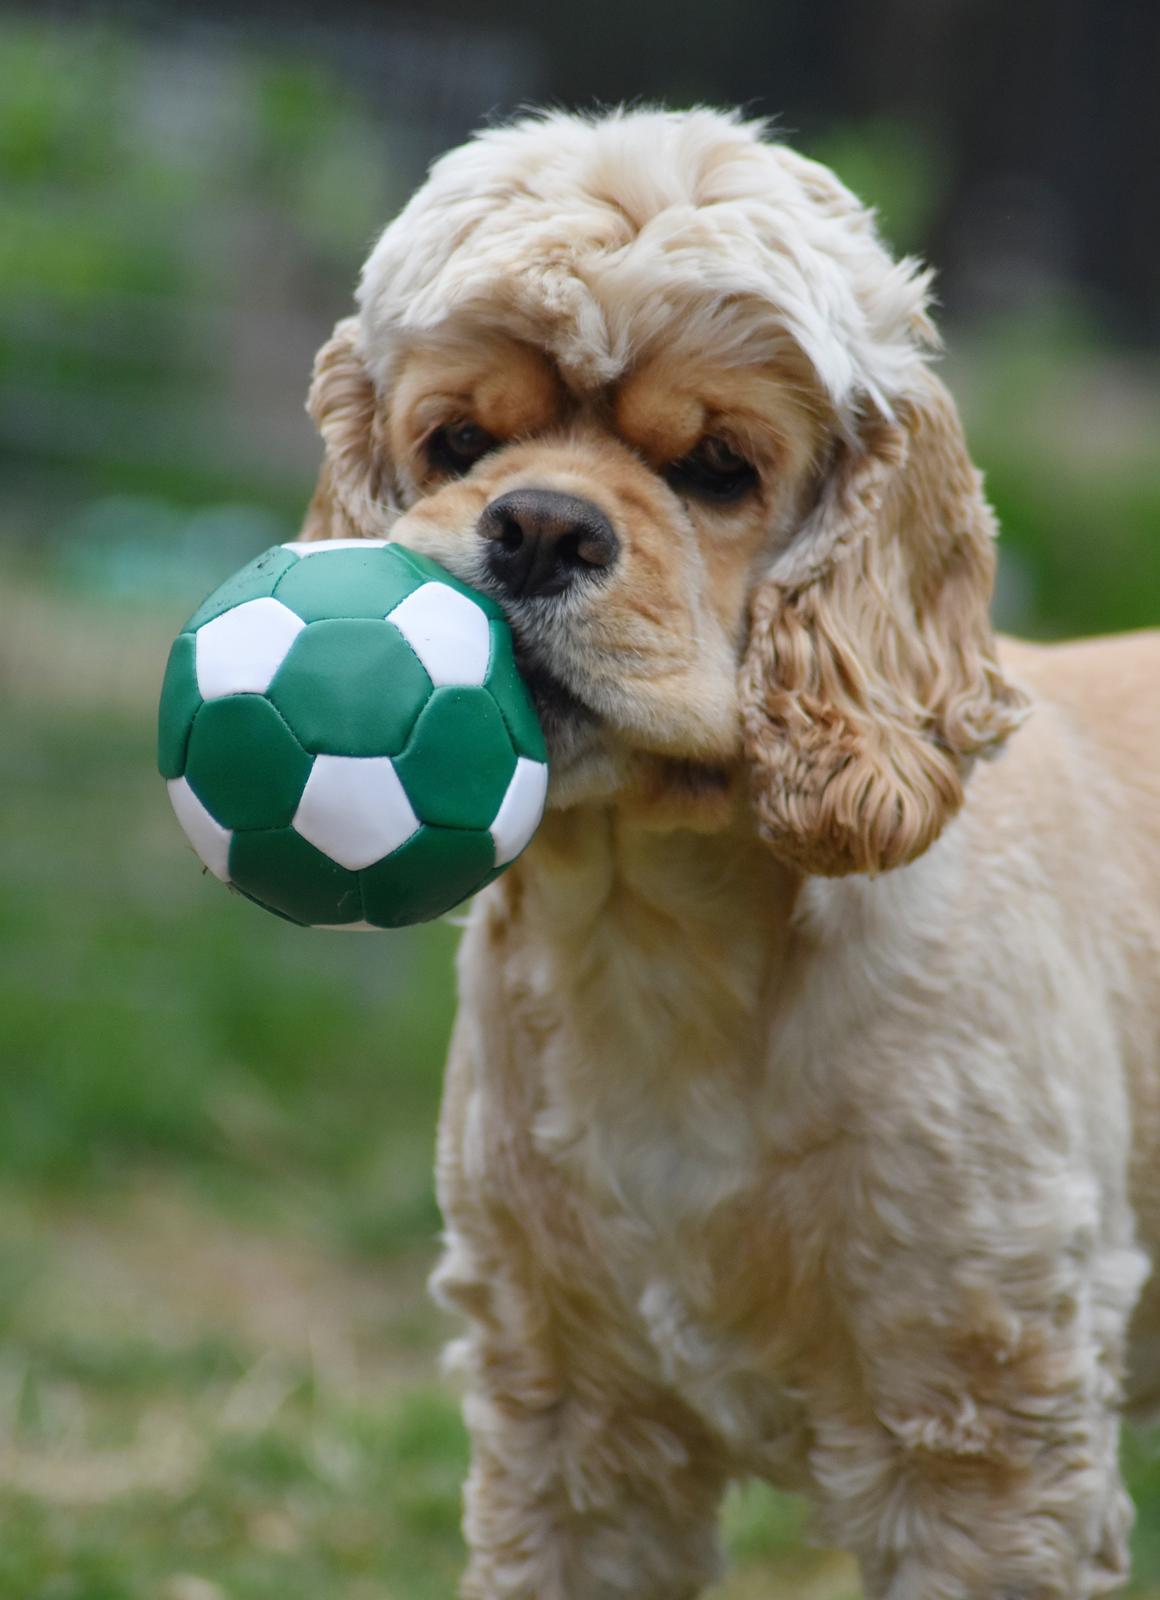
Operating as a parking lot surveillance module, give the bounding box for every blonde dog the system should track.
[301,108,1160,1599]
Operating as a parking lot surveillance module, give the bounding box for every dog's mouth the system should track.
[465,563,738,787]
[511,641,602,770]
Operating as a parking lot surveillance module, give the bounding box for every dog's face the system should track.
[304,109,1028,871]
[375,334,827,812]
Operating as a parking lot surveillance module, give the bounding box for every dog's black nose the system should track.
[478,489,619,599]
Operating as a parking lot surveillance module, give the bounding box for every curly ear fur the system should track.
[740,371,1030,876]
[299,317,392,541]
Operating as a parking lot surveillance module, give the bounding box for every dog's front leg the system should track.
[802,1168,1146,1599]
[433,1236,728,1600]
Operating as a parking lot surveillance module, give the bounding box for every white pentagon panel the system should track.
[195,597,305,700]
[280,539,389,556]
[292,754,418,872]
[490,757,549,867]
[387,583,491,687]
[167,776,232,882]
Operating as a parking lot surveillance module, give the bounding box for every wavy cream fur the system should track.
[357,108,935,422]
[301,107,1160,1598]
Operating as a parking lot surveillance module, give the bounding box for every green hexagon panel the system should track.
[483,621,547,762]
[393,687,515,829]
[184,545,300,632]
[230,826,364,927]
[272,545,421,623]
[268,617,431,757]
[186,695,313,830]
[157,631,202,779]
[390,544,506,621]
[360,823,496,927]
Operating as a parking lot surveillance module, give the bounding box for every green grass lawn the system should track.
[4,595,1160,1598]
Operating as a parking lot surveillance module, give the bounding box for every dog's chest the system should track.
[535,1061,810,1468]
[528,910,768,1242]
[524,966,814,1466]
[471,836,824,1466]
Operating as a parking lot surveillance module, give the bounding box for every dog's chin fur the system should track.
[497,605,742,818]
[300,107,1160,1600]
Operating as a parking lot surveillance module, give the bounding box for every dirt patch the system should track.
[7,1176,448,1397]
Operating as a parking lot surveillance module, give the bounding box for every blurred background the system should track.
[1,2,1157,1596]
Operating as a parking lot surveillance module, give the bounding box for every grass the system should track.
[0,1180,860,1600]
[5,539,1160,1597]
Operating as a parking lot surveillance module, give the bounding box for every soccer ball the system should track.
[158,540,548,929]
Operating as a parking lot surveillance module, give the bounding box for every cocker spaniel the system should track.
[300,107,1160,1599]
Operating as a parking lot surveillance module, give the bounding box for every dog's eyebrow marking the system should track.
[615,383,706,464]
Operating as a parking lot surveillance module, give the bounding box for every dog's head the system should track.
[302,108,1028,874]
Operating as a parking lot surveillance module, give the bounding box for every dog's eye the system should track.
[427,421,498,476]
[665,436,758,503]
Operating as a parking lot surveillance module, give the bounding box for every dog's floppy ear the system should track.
[739,371,1029,876]
[299,317,393,541]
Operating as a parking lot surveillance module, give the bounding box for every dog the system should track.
[299,107,1160,1599]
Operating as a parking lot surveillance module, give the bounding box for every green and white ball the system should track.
[158,540,548,929]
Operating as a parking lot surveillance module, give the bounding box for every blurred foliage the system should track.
[0,24,131,187]
[805,116,948,256]
[0,16,402,528]
[954,307,1160,638]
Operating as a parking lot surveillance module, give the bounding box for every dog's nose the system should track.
[478,489,619,599]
